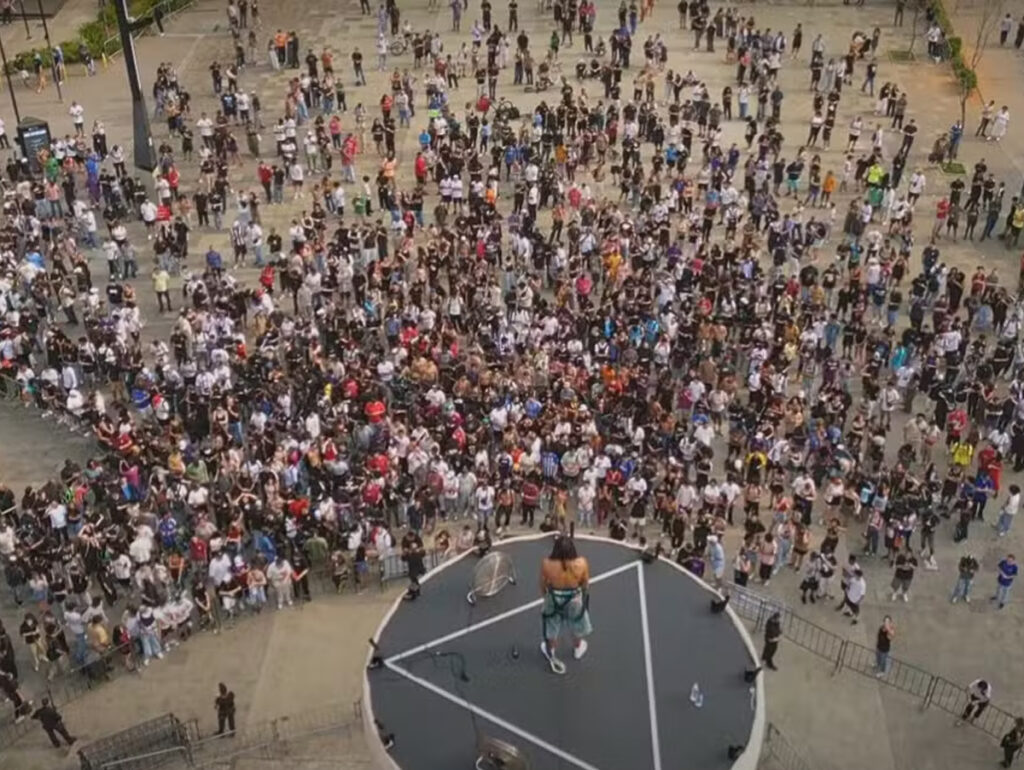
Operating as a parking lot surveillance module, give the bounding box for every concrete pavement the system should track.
[2,0,1024,768]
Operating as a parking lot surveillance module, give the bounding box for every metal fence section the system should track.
[728,582,1020,741]
[79,713,192,770]
[95,700,366,769]
[760,722,813,770]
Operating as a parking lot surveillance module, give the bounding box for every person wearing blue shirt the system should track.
[947,120,963,160]
[971,470,995,521]
[993,554,1018,609]
[206,247,223,277]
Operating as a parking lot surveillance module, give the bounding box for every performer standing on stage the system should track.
[540,536,592,674]
[401,529,426,600]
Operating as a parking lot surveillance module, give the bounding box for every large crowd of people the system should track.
[1,0,1024,758]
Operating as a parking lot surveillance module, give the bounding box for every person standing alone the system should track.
[993,554,1018,609]
[761,611,782,671]
[215,683,236,736]
[874,616,895,678]
[31,698,76,748]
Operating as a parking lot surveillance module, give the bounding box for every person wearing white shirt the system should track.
[266,557,295,608]
[997,484,1022,537]
[577,483,596,527]
[475,483,495,525]
[208,552,233,586]
[289,163,305,198]
[69,102,85,135]
[693,421,715,448]
[129,534,154,565]
[47,502,68,540]
[840,570,867,624]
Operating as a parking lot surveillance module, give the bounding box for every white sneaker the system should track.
[964,596,971,603]
[901,593,909,602]
[573,639,589,660]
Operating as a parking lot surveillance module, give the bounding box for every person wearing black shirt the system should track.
[761,611,781,670]
[874,616,894,676]
[900,118,918,156]
[292,551,311,602]
[32,698,76,745]
[401,530,426,600]
[193,190,209,227]
[352,48,366,86]
[209,191,225,229]
[508,0,518,30]
[215,683,236,736]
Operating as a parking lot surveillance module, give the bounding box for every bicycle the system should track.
[388,36,410,56]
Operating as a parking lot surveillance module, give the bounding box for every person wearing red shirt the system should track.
[414,151,427,184]
[257,161,273,201]
[365,400,386,423]
[932,196,950,241]
[946,406,968,444]
[329,115,342,148]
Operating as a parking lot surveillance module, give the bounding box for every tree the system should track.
[953,0,1004,125]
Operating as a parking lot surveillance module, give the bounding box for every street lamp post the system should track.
[0,32,22,124]
[18,0,30,39]
[112,0,156,172]
[35,0,61,102]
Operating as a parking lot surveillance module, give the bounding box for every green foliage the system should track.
[4,0,194,73]
[930,1,977,100]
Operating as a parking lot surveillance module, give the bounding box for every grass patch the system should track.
[889,49,916,63]
[941,161,967,175]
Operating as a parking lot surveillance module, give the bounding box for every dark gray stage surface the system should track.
[368,536,759,770]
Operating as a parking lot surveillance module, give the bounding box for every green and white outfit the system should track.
[542,586,593,641]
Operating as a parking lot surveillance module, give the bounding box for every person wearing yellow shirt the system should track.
[951,440,974,468]
[153,267,172,312]
[603,250,621,282]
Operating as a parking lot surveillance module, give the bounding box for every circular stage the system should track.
[363,534,765,770]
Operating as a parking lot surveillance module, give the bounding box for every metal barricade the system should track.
[762,722,814,770]
[729,582,1023,745]
[79,713,190,770]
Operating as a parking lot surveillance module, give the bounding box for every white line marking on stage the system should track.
[637,563,663,770]
[385,659,604,770]
[386,559,639,664]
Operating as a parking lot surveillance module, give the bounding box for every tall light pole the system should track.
[0,33,22,123]
[112,0,156,172]
[17,0,31,39]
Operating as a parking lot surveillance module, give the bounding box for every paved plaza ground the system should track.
[3,0,1024,767]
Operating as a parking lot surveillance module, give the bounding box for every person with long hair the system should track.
[539,536,592,674]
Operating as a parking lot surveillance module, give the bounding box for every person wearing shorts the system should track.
[539,536,592,674]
